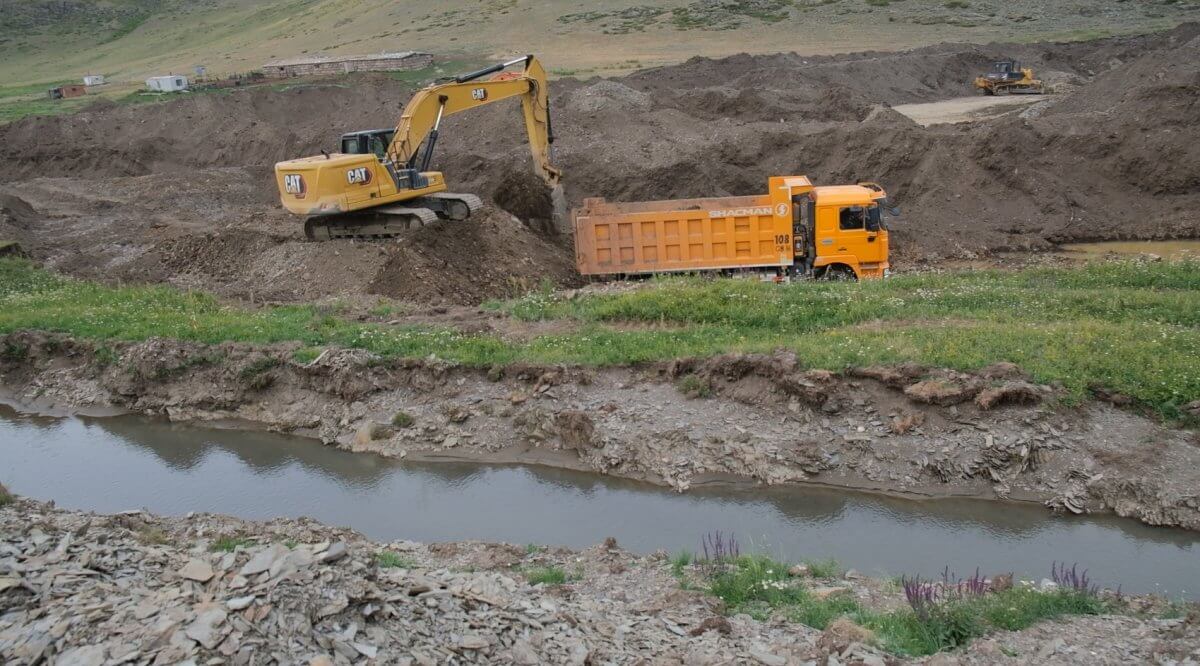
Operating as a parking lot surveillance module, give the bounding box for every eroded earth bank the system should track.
[3,331,1198,533]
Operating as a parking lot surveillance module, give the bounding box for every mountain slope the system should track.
[0,0,1195,85]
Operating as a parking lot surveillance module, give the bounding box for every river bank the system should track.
[2,329,1199,533]
[1,494,1196,664]
[6,406,1198,598]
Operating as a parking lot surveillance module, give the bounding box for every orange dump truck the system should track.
[573,176,896,280]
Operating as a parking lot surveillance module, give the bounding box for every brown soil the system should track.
[1,25,1198,304]
[4,331,1199,532]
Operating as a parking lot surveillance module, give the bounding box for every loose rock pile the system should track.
[2,499,1197,665]
[0,499,832,665]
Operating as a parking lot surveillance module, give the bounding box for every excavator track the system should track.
[302,192,484,241]
[420,192,484,221]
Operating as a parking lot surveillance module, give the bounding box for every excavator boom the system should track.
[386,55,560,185]
[273,55,561,240]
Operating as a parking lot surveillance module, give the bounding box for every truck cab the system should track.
[781,178,891,279]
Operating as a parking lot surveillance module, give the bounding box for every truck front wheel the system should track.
[819,265,858,282]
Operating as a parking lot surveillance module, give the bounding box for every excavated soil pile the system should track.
[0,24,1197,302]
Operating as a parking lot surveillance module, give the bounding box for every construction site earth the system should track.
[3,23,1200,513]
[2,23,1200,664]
[2,24,1198,304]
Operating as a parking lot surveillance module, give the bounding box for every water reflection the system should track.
[1,407,1196,596]
[87,413,397,487]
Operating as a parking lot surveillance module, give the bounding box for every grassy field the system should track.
[0,58,485,125]
[1,258,1197,419]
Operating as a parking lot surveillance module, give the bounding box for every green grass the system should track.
[0,95,94,123]
[391,411,415,428]
[705,555,1107,656]
[210,536,253,552]
[1,340,27,361]
[94,345,119,367]
[136,526,171,545]
[526,566,569,585]
[804,557,843,579]
[240,357,280,378]
[376,551,416,569]
[671,550,693,576]
[2,257,1198,420]
[0,482,12,507]
[0,80,76,100]
[676,374,713,398]
[292,346,322,363]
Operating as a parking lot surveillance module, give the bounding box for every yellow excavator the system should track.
[274,55,561,240]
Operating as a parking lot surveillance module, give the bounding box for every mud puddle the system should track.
[2,406,1197,597]
[1059,240,1200,261]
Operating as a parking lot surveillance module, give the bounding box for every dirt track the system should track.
[1,24,1198,304]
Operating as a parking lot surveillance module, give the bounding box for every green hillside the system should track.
[0,0,1194,87]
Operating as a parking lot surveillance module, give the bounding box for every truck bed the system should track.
[573,194,793,276]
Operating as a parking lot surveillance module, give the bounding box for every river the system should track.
[2,406,1196,597]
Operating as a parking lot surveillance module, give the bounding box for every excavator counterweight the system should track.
[274,55,561,241]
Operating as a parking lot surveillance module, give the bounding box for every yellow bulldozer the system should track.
[974,59,1044,95]
[274,55,562,240]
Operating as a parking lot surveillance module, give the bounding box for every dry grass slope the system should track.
[1,0,1195,87]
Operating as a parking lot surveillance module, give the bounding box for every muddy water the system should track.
[1060,240,1200,261]
[2,407,1197,597]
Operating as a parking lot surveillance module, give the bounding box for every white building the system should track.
[146,75,188,92]
[82,74,105,86]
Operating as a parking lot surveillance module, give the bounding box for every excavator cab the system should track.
[340,130,396,158]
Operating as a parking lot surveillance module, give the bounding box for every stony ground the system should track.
[1,497,1196,665]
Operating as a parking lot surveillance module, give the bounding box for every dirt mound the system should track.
[0,193,38,228]
[0,193,38,251]
[367,208,581,304]
[3,26,1200,299]
[0,74,413,181]
[120,207,578,305]
[490,170,559,233]
[564,80,652,114]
